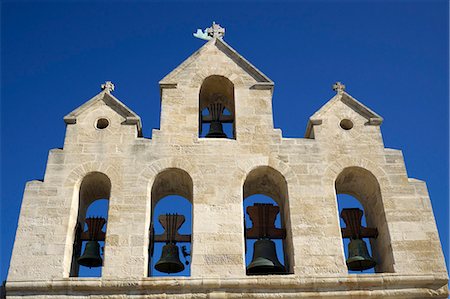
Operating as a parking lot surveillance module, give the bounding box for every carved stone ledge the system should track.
[6,274,448,298]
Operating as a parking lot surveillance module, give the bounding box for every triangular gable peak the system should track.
[64,88,142,136]
[159,37,274,90]
[305,90,383,138]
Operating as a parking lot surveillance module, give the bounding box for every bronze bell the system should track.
[346,239,376,271]
[247,239,286,275]
[78,240,103,268]
[206,121,227,138]
[154,243,185,273]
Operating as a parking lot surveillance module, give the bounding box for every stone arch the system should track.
[325,158,395,273]
[62,162,121,278]
[64,162,121,229]
[136,158,200,277]
[199,75,234,112]
[244,166,288,207]
[322,156,390,188]
[76,172,111,223]
[199,75,236,139]
[69,172,112,277]
[190,68,248,89]
[137,157,200,198]
[151,168,194,208]
[236,156,300,188]
[239,157,298,274]
[64,161,122,192]
[149,168,193,276]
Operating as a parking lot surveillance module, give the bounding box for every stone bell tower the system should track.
[6,23,448,298]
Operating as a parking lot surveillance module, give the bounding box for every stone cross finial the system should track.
[101,81,115,93]
[206,22,225,39]
[332,82,345,94]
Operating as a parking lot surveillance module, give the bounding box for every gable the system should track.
[159,38,273,89]
[64,90,142,136]
[305,91,383,138]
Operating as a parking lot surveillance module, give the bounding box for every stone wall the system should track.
[6,38,448,298]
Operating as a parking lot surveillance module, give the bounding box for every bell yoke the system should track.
[151,213,191,274]
[75,208,379,274]
[245,203,287,274]
[340,208,378,271]
[76,217,106,268]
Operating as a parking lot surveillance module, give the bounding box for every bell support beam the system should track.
[152,214,191,243]
[80,231,106,241]
[341,227,378,239]
[201,115,234,123]
[340,208,378,240]
[340,208,378,271]
[150,213,191,274]
[75,217,107,269]
[246,204,286,240]
[78,217,107,242]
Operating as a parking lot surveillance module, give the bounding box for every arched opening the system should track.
[243,166,293,275]
[335,167,394,273]
[199,75,235,139]
[70,172,111,277]
[149,168,193,277]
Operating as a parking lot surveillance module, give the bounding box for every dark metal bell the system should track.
[346,239,376,271]
[154,244,185,274]
[77,240,103,268]
[247,239,286,275]
[206,121,227,138]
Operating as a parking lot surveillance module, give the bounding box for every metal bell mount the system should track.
[200,99,233,138]
[77,217,106,268]
[340,208,378,271]
[150,213,191,274]
[245,203,287,275]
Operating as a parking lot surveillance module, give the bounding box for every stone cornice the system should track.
[6,274,448,298]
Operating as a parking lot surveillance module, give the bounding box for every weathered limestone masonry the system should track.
[6,27,448,298]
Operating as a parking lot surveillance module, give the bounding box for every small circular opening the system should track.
[96,118,109,129]
[340,119,353,130]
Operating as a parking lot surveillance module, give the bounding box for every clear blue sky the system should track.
[1,1,448,281]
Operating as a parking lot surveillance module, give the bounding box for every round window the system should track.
[96,118,109,129]
[340,119,353,130]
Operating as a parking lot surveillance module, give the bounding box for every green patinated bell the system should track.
[346,239,376,271]
[78,241,103,268]
[247,239,286,275]
[154,244,185,274]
